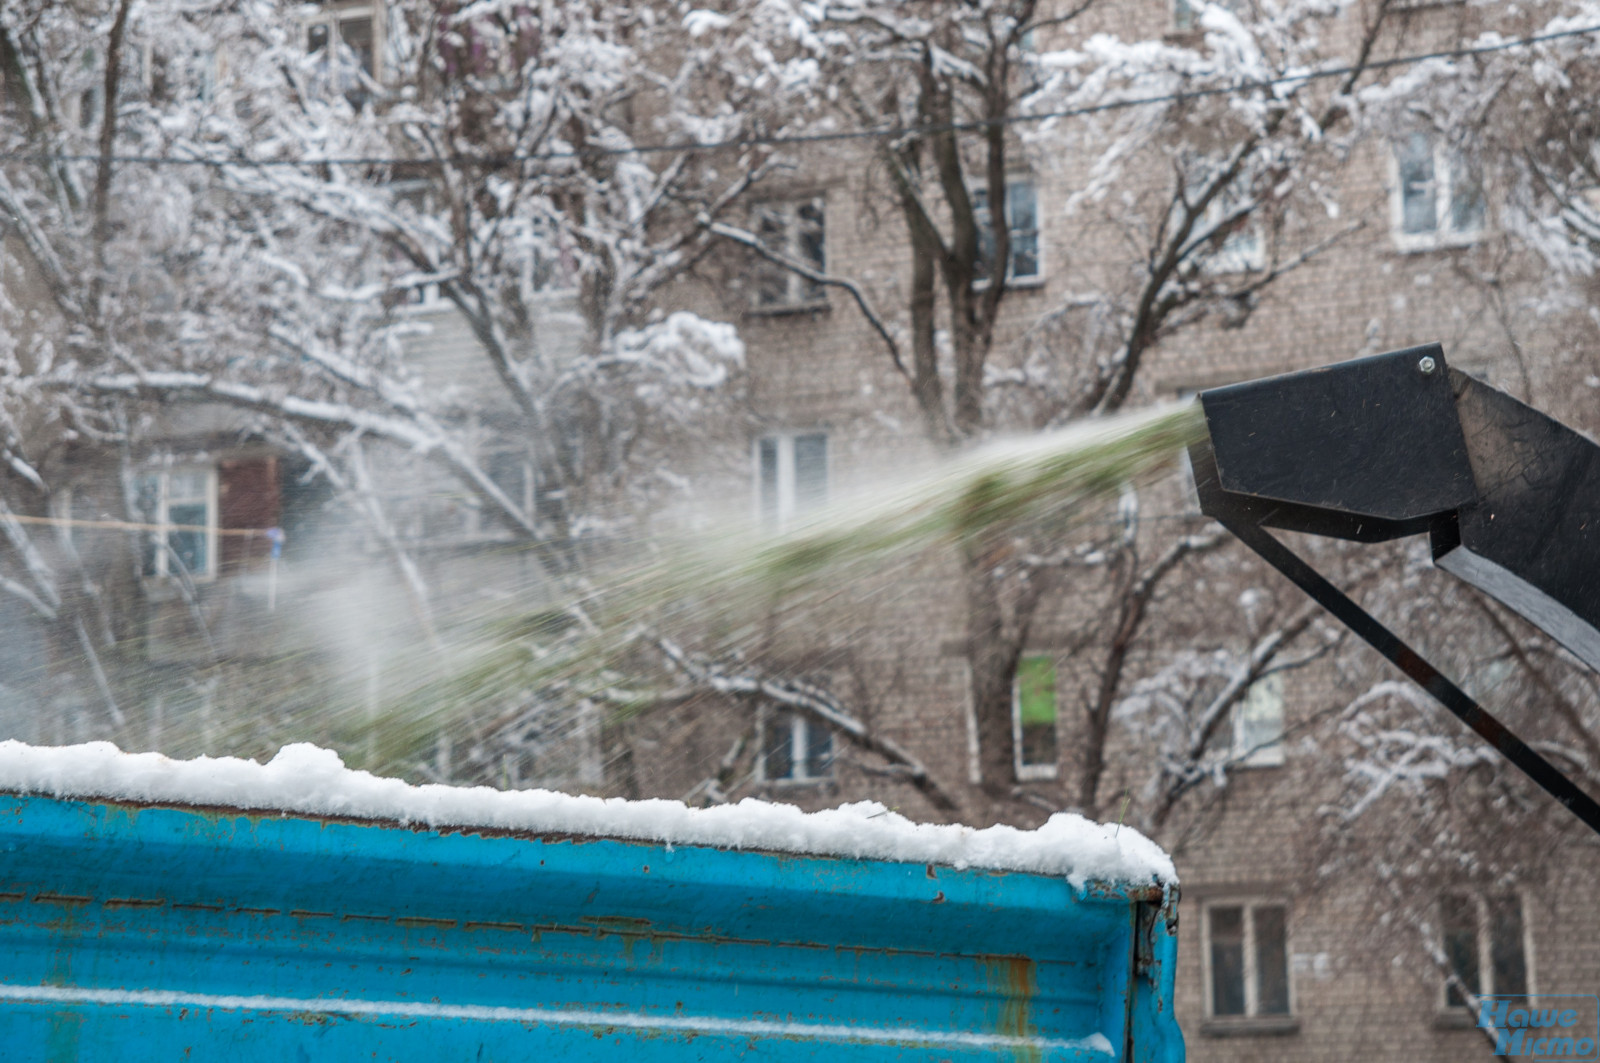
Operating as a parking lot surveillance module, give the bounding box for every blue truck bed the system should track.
[0,785,1182,1060]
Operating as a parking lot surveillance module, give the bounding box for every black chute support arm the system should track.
[1191,343,1600,837]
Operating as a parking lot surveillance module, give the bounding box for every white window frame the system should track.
[1175,164,1264,275]
[758,706,834,786]
[1438,891,1534,1011]
[303,3,382,95]
[1390,133,1486,252]
[974,177,1044,287]
[1012,653,1059,781]
[138,465,219,581]
[1232,672,1285,767]
[1202,897,1294,1021]
[1173,0,1247,33]
[1199,194,1265,273]
[750,197,828,311]
[754,431,828,527]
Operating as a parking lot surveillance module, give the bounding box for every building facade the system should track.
[2,0,1598,1057]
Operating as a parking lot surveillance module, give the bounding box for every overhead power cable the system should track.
[0,512,279,537]
[1,22,1597,170]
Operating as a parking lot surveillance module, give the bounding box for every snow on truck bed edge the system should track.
[0,740,1176,889]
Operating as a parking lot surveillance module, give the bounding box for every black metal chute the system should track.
[1192,343,1600,837]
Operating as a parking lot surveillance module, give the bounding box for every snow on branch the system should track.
[655,637,960,812]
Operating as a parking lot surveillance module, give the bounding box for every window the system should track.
[1441,893,1528,1009]
[974,179,1042,284]
[306,4,378,107]
[1013,654,1059,780]
[1392,132,1485,250]
[1233,672,1284,767]
[1174,0,1247,33]
[151,46,221,104]
[752,198,826,310]
[1199,187,1265,273]
[136,467,217,579]
[1206,900,1292,1021]
[438,5,540,84]
[756,431,827,526]
[761,708,833,784]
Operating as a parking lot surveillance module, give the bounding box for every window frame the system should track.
[1173,0,1250,34]
[138,465,220,582]
[1198,192,1266,274]
[1012,652,1059,781]
[974,177,1044,287]
[754,430,828,528]
[303,2,382,102]
[1201,897,1295,1025]
[1232,672,1285,768]
[749,196,828,312]
[758,705,835,787]
[1390,132,1486,252]
[1438,891,1534,1012]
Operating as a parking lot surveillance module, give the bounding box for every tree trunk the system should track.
[965,544,1022,803]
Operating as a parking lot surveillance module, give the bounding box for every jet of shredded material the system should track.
[0,740,1176,890]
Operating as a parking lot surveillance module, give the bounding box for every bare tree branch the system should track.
[706,219,911,381]
[656,637,960,812]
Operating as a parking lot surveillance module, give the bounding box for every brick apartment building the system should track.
[607,4,1600,1060]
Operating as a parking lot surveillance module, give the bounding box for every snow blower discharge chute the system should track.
[1191,343,1600,836]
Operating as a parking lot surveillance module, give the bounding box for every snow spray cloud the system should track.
[355,401,1207,780]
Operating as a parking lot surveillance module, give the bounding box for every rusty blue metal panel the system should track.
[0,793,1183,1061]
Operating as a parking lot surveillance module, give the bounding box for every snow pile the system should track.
[0,741,1175,889]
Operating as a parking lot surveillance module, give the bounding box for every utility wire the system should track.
[1,22,1597,170]
[1,512,278,537]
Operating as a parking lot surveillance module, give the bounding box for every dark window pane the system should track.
[339,16,375,75]
[798,201,825,269]
[1020,722,1057,768]
[798,200,826,302]
[754,206,790,306]
[167,502,208,575]
[488,452,526,504]
[804,722,832,779]
[1008,181,1037,232]
[1441,893,1480,1007]
[1398,133,1438,235]
[793,433,827,512]
[1254,906,1290,1015]
[973,188,994,283]
[1016,655,1057,769]
[1209,906,1246,1016]
[764,712,794,780]
[136,475,161,576]
[758,437,779,523]
[1488,895,1527,997]
[1450,159,1486,234]
[1011,232,1039,280]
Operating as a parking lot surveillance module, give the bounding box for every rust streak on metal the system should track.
[983,955,1042,1063]
[32,892,91,907]
[104,897,164,909]
[395,916,457,929]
